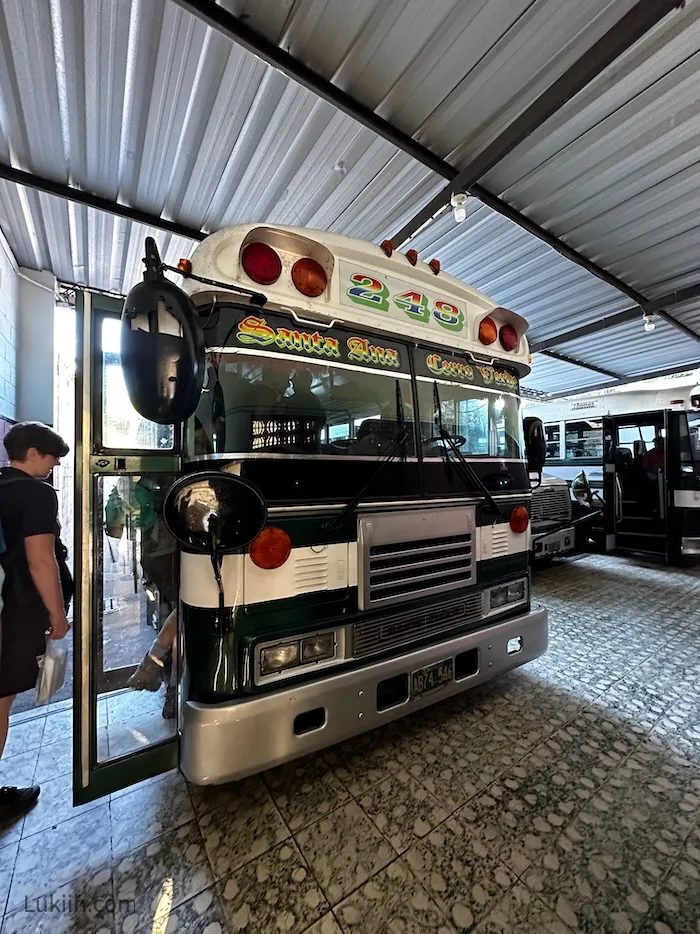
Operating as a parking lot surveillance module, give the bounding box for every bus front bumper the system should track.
[533,527,575,559]
[180,605,548,785]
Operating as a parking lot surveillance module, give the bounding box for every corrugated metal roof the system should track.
[480,1,700,330]
[554,317,700,380]
[0,0,699,396]
[521,354,612,395]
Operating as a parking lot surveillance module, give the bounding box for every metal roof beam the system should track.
[0,163,206,242]
[644,282,700,315]
[389,0,684,249]
[539,360,700,400]
[530,309,640,352]
[538,350,622,381]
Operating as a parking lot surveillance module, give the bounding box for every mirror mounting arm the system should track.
[162,264,268,308]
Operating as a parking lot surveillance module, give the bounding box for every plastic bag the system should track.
[35,637,68,705]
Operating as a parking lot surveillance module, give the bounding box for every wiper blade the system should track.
[432,381,504,520]
[323,426,410,532]
[324,379,410,532]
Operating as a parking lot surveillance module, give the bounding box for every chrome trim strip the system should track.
[180,606,548,785]
[265,493,530,517]
[681,536,700,555]
[185,452,528,464]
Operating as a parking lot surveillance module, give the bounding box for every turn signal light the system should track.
[500,324,518,352]
[241,242,282,286]
[478,317,498,345]
[509,506,529,534]
[249,527,292,569]
[177,258,192,275]
[291,257,327,297]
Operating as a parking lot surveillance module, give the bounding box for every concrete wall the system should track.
[0,227,18,422]
[16,267,56,426]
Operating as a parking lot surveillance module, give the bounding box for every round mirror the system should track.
[121,276,206,425]
[162,471,267,554]
[523,416,546,474]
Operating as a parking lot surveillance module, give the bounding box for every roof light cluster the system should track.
[241,242,328,297]
[478,316,519,353]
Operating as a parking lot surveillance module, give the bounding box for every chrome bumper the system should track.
[180,605,548,785]
[533,526,575,559]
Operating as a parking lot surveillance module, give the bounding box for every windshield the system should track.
[188,350,415,457]
[187,308,523,462]
[415,377,523,459]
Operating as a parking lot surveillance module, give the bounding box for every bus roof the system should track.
[184,224,531,375]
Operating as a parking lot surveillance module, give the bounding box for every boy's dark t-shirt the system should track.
[0,468,69,697]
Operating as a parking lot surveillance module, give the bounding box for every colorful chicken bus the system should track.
[73,225,548,802]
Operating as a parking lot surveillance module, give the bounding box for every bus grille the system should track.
[358,506,476,610]
[352,591,483,658]
[531,484,571,524]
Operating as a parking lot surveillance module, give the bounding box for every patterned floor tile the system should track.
[302,914,343,934]
[335,858,457,932]
[0,841,17,917]
[134,885,227,934]
[263,754,350,833]
[324,734,405,797]
[0,750,39,788]
[113,821,213,933]
[1,718,46,760]
[1,861,114,934]
[110,770,195,857]
[403,817,515,930]
[357,769,450,854]
[294,801,394,906]
[471,883,575,934]
[21,769,103,839]
[218,839,328,934]
[199,782,290,880]
[33,738,73,783]
[7,806,112,912]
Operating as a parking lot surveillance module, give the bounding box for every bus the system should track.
[73,225,548,803]
[524,378,700,490]
[524,381,700,563]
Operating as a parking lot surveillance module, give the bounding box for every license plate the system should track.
[411,658,454,699]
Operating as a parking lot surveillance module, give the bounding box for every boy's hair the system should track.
[4,421,69,461]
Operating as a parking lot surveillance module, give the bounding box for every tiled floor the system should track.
[1,553,699,933]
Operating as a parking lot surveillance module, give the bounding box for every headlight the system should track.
[507,581,525,602]
[260,642,299,675]
[487,579,527,613]
[301,633,336,663]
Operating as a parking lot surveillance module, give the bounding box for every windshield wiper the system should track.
[431,381,505,520]
[323,380,410,532]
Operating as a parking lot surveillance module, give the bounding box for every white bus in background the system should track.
[523,375,700,490]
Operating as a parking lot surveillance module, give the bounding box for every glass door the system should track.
[73,292,179,805]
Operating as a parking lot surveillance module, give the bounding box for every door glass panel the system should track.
[101,317,175,450]
[96,472,178,762]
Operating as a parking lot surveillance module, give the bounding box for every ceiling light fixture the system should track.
[450,191,468,223]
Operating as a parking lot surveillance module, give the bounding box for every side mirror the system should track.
[523,416,546,475]
[163,471,267,554]
[121,238,205,425]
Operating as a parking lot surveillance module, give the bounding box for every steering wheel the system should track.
[423,435,467,447]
